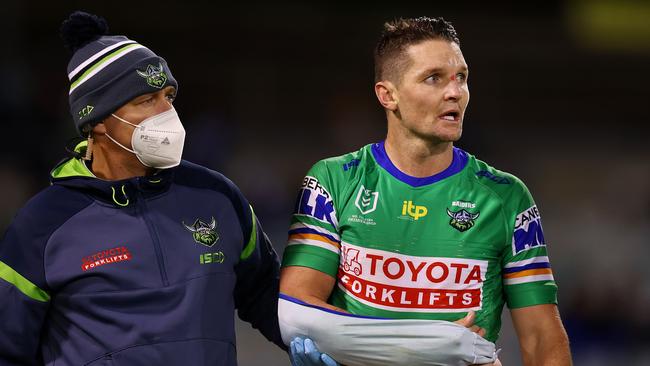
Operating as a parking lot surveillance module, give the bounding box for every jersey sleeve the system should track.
[501,179,558,309]
[281,161,341,278]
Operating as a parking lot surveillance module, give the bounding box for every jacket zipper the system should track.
[137,190,169,286]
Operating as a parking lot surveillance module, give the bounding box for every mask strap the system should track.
[105,132,137,154]
[111,113,140,128]
[106,113,140,154]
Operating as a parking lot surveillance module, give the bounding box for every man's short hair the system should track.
[374,17,460,83]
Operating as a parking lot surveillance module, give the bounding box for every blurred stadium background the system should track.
[1,1,648,365]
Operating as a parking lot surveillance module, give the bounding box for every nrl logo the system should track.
[446,208,480,232]
[183,217,219,247]
[136,62,168,89]
[354,185,379,215]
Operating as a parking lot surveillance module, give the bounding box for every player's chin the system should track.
[436,126,463,142]
[421,132,462,144]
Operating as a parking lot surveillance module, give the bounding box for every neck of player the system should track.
[384,130,454,178]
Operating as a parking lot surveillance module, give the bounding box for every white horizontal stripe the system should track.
[289,222,340,241]
[504,256,550,268]
[504,274,555,285]
[69,44,145,95]
[68,40,137,80]
[287,239,339,254]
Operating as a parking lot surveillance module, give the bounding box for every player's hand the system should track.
[470,345,502,365]
[290,337,339,366]
[455,310,487,337]
[471,358,502,366]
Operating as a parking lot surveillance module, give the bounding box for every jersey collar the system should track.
[370,141,468,187]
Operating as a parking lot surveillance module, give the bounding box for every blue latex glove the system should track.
[290,337,339,366]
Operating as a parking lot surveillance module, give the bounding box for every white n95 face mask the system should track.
[107,107,186,169]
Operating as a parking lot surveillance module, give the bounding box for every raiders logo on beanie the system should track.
[61,11,178,135]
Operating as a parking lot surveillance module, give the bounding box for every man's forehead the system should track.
[406,39,467,72]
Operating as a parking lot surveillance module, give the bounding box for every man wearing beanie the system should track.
[0,12,335,366]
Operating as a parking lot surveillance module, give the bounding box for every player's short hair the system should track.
[374,17,460,83]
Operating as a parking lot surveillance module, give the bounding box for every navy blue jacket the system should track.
[0,149,284,365]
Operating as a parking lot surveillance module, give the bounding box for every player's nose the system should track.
[443,81,462,101]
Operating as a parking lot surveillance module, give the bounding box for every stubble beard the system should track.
[409,119,463,146]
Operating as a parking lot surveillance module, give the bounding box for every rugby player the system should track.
[280,17,571,366]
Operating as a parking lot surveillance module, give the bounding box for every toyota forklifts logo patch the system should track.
[81,246,132,271]
[337,243,487,312]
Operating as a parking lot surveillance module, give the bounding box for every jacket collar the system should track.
[50,141,174,207]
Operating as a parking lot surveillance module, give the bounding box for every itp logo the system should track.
[402,200,428,220]
[355,185,379,214]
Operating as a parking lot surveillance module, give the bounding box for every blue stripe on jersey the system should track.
[280,293,386,319]
[371,141,469,187]
[288,228,340,243]
[502,262,550,274]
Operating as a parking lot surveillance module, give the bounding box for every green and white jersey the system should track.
[282,142,557,342]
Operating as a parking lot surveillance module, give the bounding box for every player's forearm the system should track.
[511,305,572,366]
[293,294,347,313]
[521,335,572,366]
[280,266,346,312]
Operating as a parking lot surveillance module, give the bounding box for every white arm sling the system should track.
[279,294,497,366]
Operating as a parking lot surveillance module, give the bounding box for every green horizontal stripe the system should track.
[505,281,558,309]
[281,245,340,278]
[0,260,50,302]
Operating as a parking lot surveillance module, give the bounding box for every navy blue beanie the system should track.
[62,12,178,135]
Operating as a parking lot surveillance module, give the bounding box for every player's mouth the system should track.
[438,109,461,122]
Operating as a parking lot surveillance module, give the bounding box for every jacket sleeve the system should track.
[0,211,51,365]
[233,203,285,350]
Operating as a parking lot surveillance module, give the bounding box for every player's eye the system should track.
[425,74,441,84]
[165,93,176,103]
[455,73,467,82]
[138,96,155,105]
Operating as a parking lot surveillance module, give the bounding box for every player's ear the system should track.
[375,80,399,111]
[92,121,107,135]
